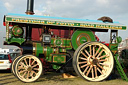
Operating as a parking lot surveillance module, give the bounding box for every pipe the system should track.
[25,0,34,15]
[26,24,32,41]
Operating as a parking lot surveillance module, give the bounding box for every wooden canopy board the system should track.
[5,13,127,30]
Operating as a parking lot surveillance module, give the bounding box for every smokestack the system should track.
[25,0,34,15]
[25,0,34,42]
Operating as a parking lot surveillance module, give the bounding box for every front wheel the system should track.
[73,42,114,81]
[11,55,22,76]
[14,55,43,82]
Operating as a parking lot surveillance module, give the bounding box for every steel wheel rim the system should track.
[15,55,43,82]
[11,56,21,75]
[76,42,114,81]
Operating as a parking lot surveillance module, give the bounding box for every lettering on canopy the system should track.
[6,17,126,30]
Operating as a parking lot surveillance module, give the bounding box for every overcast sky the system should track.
[0,0,128,48]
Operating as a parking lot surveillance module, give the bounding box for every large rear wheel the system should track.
[73,42,114,81]
[14,55,43,82]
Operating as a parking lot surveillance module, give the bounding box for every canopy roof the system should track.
[5,13,127,30]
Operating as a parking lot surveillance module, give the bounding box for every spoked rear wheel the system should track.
[14,55,43,82]
[73,42,114,81]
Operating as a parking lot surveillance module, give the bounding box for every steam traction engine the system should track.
[3,0,127,83]
[3,14,127,82]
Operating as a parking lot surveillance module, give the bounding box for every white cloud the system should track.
[2,0,26,13]
[96,0,109,4]
[35,10,43,15]
[31,0,128,20]
[1,0,128,18]
[4,2,14,11]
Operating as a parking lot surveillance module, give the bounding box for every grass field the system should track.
[0,70,128,85]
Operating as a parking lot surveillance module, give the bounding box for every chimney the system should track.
[25,0,34,15]
[25,0,34,42]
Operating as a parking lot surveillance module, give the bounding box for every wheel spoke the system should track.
[91,67,94,78]
[97,49,104,58]
[99,63,109,67]
[19,62,26,67]
[31,60,35,65]
[99,59,107,62]
[84,49,90,56]
[94,47,101,57]
[22,72,27,78]
[31,70,37,75]
[80,64,90,68]
[81,51,88,58]
[90,45,92,55]
[94,66,97,78]
[86,66,93,76]
[99,54,108,59]
[18,66,25,70]
[32,64,38,68]
[30,71,34,77]
[97,63,105,70]
[27,71,30,79]
[93,46,95,58]
[29,58,31,66]
[83,66,89,74]
[24,58,28,66]
[79,57,87,61]
[19,70,26,74]
[97,67,103,75]
[33,68,39,70]
[79,61,87,64]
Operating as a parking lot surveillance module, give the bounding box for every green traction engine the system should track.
[3,13,127,82]
[3,0,127,82]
